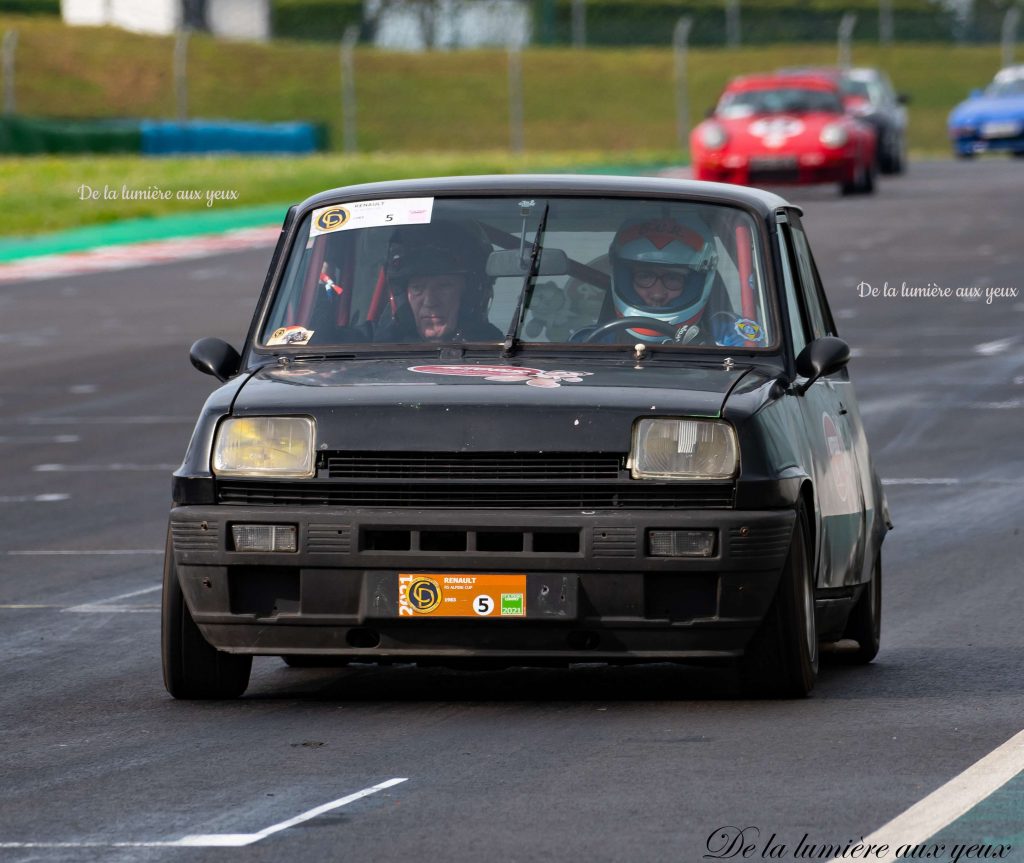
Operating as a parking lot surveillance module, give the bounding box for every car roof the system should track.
[297,174,797,220]
[994,64,1024,84]
[726,73,839,92]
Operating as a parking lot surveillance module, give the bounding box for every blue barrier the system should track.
[140,120,325,155]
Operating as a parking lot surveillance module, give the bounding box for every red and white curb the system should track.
[0,226,280,283]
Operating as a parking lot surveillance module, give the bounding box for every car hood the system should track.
[231,357,754,453]
[949,95,1024,123]
[717,112,846,151]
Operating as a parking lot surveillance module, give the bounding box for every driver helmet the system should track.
[386,220,494,321]
[609,217,718,342]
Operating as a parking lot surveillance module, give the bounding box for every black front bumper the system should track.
[169,505,796,662]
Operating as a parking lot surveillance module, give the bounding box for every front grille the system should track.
[324,452,623,481]
[217,481,735,510]
[749,167,800,184]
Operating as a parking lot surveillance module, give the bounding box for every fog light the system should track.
[648,529,716,558]
[232,524,297,552]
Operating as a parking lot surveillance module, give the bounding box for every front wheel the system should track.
[738,504,818,697]
[162,530,251,699]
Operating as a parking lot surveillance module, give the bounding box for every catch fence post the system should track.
[837,13,857,70]
[572,0,586,48]
[1,30,16,116]
[174,26,189,122]
[341,25,359,153]
[725,0,740,48]
[673,17,693,149]
[508,44,524,154]
[1002,7,1020,68]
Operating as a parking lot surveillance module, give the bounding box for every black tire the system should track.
[837,551,882,665]
[738,504,818,698]
[162,530,251,699]
[878,135,896,175]
[861,160,876,194]
[955,149,975,160]
[840,162,869,196]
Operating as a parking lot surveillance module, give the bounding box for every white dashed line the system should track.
[6,549,162,555]
[0,493,71,503]
[974,337,1017,356]
[0,416,193,425]
[62,584,161,614]
[0,434,79,444]
[0,778,409,849]
[33,463,177,472]
[881,478,960,486]
[827,730,1024,863]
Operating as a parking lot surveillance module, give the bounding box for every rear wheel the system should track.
[738,504,818,698]
[162,530,251,699]
[837,551,882,664]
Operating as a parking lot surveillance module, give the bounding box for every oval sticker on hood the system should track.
[409,365,592,388]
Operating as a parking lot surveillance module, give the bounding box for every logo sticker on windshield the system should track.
[408,365,592,388]
[267,325,314,346]
[309,198,434,237]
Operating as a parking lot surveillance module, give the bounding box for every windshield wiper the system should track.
[502,202,550,357]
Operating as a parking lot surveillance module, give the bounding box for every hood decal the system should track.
[408,365,593,388]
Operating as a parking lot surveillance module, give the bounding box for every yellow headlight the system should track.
[212,416,315,478]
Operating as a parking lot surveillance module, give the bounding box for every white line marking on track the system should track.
[826,730,1024,863]
[0,778,409,849]
[0,434,79,443]
[0,493,70,503]
[33,463,177,472]
[61,584,162,614]
[1,416,193,425]
[6,549,161,555]
[974,337,1017,356]
[881,478,961,486]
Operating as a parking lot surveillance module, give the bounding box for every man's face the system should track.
[632,266,691,308]
[407,274,465,340]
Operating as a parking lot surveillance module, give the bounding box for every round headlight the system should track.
[820,123,849,148]
[699,122,728,151]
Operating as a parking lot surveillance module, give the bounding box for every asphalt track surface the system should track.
[1,160,1022,863]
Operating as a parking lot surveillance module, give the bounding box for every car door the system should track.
[783,214,867,589]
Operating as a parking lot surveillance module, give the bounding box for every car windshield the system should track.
[259,196,777,352]
[718,87,843,117]
[986,79,1024,97]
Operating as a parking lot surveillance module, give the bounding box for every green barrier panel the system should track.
[0,116,142,155]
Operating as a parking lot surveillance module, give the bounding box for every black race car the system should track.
[164,174,890,700]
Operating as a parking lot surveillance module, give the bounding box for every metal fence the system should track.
[269,0,1024,48]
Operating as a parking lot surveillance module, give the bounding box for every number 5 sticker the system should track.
[473,595,494,616]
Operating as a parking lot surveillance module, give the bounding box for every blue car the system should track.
[948,65,1024,158]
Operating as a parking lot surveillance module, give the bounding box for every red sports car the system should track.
[691,73,877,195]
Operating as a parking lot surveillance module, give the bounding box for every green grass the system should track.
[0,13,1008,236]
[0,150,682,236]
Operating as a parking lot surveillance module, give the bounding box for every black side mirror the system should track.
[794,336,850,395]
[897,92,910,105]
[190,337,241,382]
[705,106,716,118]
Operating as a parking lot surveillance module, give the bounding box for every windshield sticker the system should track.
[408,365,592,388]
[267,325,314,346]
[734,318,766,342]
[309,198,434,238]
